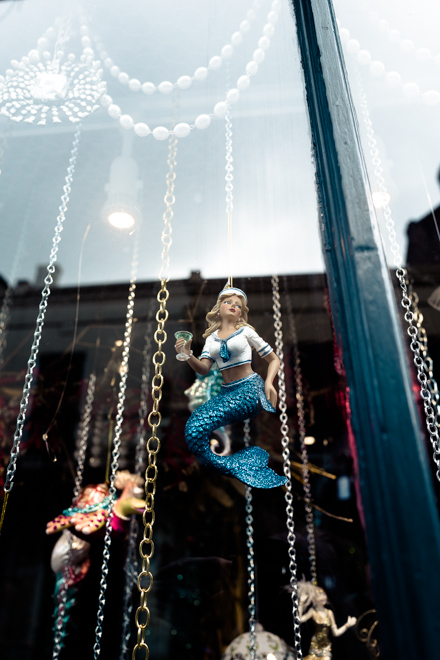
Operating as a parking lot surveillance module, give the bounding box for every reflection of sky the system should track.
[334,0,440,266]
[0,0,438,287]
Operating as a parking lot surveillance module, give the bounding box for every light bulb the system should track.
[107,211,135,229]
[304,436,316,445]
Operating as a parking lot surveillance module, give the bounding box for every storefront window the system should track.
[1,1,439,659]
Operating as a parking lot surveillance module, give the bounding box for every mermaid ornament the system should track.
[175,287,287,489]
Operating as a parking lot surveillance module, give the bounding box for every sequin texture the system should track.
[185,373,287,488]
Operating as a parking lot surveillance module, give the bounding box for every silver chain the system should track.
[119,306,155,658]
[243,419,256,660]
[3,125,82,495]
[73,372,97,501]
[225,106,233,215]
[0,287,12,371]
[271,275,302,658]
[134,310,154,475]
[356,71,440,480]
[285,287,317,585]
[158,135,177,282]
[52,371,97,659]
[93,240,139,659]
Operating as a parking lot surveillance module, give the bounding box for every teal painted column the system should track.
[289,0,440,657]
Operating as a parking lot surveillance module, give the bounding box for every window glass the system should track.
[0,1,375,659]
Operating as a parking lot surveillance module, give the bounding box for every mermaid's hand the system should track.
[175,337,192,356]
[265,382,277,408]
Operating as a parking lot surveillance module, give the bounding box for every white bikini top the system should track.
[201,326,273,371]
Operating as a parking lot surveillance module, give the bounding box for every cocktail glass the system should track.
[174,330,193,361]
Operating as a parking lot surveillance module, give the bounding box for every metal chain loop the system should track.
[93,242,139,659]
[133,134,178,660]
[0,287,12,371]
[271,275,303,659]
[73,373,97,501]
[1,125,82,506]
[284,285,317,585]
[120,304,155,659]
[158,136,177,282]
[52,372,97,660]
[243,419,256,660]
[356,72,440,480]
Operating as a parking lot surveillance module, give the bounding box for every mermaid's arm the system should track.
[263,351,280,408]
[329,610,357,637]
[174,337,213,375]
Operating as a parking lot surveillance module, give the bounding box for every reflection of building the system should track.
[0,273,370,659]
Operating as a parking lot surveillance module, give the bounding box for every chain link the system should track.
[93,241,139,659]
[1,125,82,510]
[356,72,440,480]
[73,373,97,501]
[158,135,177,282]
[284,285,317,585]
[132,134,178,660]
[243,419,256,660]
[52,372,97,660]
[0,287,12,371]
[120,304,155,659]
[271,275,303,659]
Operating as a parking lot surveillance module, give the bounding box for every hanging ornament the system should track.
[297,580,356,660]
[175,288,287,489]
[0,19,106,124]
[221,623,296,660]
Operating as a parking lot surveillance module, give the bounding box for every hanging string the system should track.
[284,282,317,585]
[271,274,303,659]
[243,419,257,660]
[52,371,97,660]
[355,69,440,481]
[133,129,178,660]
[93,233,139,659]
[0,124,82,535]
[120,304,155,659]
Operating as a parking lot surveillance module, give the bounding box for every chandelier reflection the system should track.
[0,58,105,125]
[0,20,106,125]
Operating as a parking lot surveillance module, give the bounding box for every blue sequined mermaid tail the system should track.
[184,373,287,489]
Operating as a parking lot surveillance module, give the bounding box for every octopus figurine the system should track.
[297,580,357,659]
[175,286,287,489]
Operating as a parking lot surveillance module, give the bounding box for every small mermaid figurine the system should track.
[298,580,357,659]
[175,286,287,489]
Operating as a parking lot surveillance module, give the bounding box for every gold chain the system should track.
[132,134,177,660]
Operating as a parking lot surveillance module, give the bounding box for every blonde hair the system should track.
[203,292,254,338]
[297,579,328,610]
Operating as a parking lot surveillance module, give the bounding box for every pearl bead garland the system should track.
[100,0,281,139]
[92,0,266,96]
[338,23,440,106]
[362,9,440,65]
